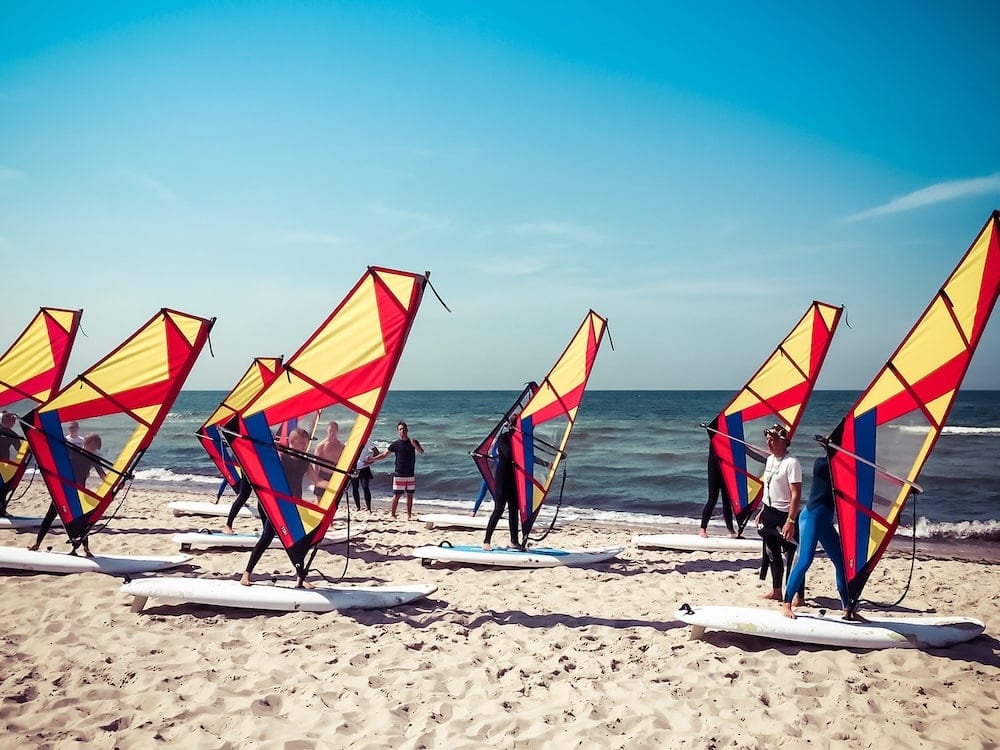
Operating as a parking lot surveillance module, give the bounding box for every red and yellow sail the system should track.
[197,356,283,489]
[0,307,82,492]
[708,301,843,528]
[512,310,606,541]
[825,211,1000,607]
[23,309,214,540]
[229,267,429,576]
[471,382,538,514]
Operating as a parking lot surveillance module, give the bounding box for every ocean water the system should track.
[46,390,1000,540]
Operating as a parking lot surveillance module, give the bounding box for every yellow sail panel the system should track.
[708,301,843,528]
[512,311,607,541]
[826,211,1000,608]
[23,309,214,542]
[229,268,430,578]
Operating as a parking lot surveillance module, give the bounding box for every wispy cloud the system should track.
[116,168,177,202]
[846,173,1000,222]
[273,230,344,246]
[509,221,606,246]
[369,205,452,233]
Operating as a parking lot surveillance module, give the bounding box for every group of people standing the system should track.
[234,419,424,586]
[700,422,851,619]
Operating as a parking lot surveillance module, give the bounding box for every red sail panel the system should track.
[229,267,429,576]
[511,310,607,541]
[826,211,1000,607]
[708,302,843,528]
[23,309,214,540]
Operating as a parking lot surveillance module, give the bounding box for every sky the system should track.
[2,1,999,391]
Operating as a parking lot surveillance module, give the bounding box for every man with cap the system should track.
[755,423,803,603]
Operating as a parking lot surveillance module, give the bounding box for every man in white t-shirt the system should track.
[755,423,802,602]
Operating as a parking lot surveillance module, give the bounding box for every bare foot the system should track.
[792,595,805,607]
[239,572,252,587]
[698,529,708,538]
[27,543,39,552]
[844,610,868,623]
[482,544,492,551]
[762,589,781,600]
[82,547,93,558]
[221,526,236,535]
[728,532,739,539]
[296,579,315,589]
[781,602,796,619]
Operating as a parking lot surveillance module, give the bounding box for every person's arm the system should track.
[411,438,424,454]
[782,482,801,541]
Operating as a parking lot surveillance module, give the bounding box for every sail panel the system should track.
[229,267,429,573]
[710,301,843,527]
[23,309,214,540]
[471,383,538,513]
[826,211,1000,605]
[0,308,82,493]
[511,310,606,540]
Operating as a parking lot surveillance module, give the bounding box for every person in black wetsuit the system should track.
[221,475,254,534]
[240,428,318,587]
[0,411,23,517]
[30,432,106,555]
[699,448,736,538]
[483,423,521,551]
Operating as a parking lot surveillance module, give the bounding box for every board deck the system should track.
[167,500,258,519]
[632,533,763,553]
[419,512,577,531]
[0,546,193,575]
[172,528,353,551]
[413,543,623,568]
[676,603,986,649]
[122,576,438,613]
[0,515,63,530]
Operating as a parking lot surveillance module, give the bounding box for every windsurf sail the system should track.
[471,382,538,514]
[511,310,607,541]
[821,211,1000,610]
[22,309,215,543]
[706,301,843,531]
[0,307,82,499]
[228,267,430,580]
[196,356,283,491]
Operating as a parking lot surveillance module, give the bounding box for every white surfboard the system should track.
[122,576,437,613]
[675,603,986,649]
[172,529,353,551]
[413,543,623,568]
[0,515,63,530]
[419,512,577,531]
[632,533,763,553]
[167,500,258,519]
[0,546,193,575]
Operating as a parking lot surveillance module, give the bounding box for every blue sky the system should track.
[2,1,999,391]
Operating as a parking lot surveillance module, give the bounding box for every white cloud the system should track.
[273,230,344,246]
[846,173,1000,222]
[508,220,606,246]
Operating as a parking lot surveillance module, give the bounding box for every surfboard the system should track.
[122,577,438,613]
[0,515,63,530]
[675,603,986,649]
[167,500,258,519]
[632,533,762,553]
[412,543,623,568]
[419,512,577,531]
[0,546,193,575]
[172,528,353,551]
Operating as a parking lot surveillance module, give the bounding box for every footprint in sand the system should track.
[250,694,283,716]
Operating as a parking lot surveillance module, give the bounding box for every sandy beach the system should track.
[2,484,998,749]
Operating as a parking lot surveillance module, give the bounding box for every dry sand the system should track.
[2,485,998,749]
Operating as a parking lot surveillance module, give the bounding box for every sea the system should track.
[58,390,1000,542]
